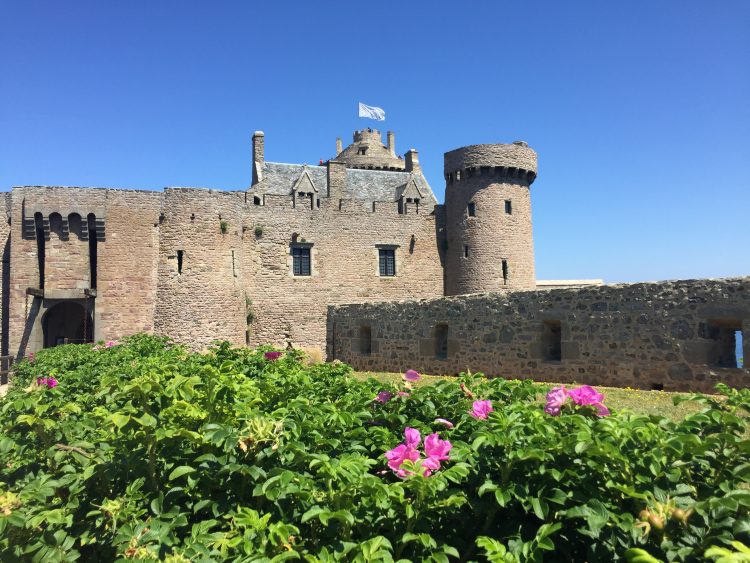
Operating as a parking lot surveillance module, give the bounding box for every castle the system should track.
[2,129,747,391]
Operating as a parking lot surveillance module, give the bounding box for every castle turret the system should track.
[444,142,537,295]
[333,129,407,171]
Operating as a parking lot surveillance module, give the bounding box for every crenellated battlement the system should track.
[444,143,538,186]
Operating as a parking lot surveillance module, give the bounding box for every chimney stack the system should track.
[327,160,346,200]
[405,148,420,173]
[336,137,343,155]
[387,131,395,156]
[252,131,265,185]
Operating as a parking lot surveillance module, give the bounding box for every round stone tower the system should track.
[444,142,538,295]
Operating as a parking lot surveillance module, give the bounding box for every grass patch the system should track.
[352,371,707,421]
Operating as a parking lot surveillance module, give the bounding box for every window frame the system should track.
[291,244,313,277]
[376,245,397,277]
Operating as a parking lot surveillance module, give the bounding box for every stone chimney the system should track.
[327,160,346,200]
[387,131,395,156]
[336,137,343,155]
[405,148,420,173]
[252,131,265,185]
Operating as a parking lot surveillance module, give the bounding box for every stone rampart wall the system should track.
[328,278,750,392]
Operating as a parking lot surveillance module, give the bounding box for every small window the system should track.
[253,196,261,205]
[358,147,367,155]
[292,246,311,276]
[464,245,469,258]
[705,320,743,368]
[379,248,396,276]
[359,326,372,355]
[542,320,562,362]
[435,324,448,359]
[505,200,512,214]
[177,250,184,275]
[467,202,476,217]
[502,259,509,285]
[231,250,237,277]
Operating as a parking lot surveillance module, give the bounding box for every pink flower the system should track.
[36,377,46,386]
[424,433,452,461]
[104,340,118,348]
[404,427,421,448]
[568,385,609,417]
[434,418,454,429]
[264,351,282,361]
[470,399,493,419]
[568,385,603,406]
[384,443,420,477]
[404,369,421,382]
[397,391,410,398]
[46,377,58,388]
[28,352,35,364]
[544,385,568,416]
[374,390,394,404]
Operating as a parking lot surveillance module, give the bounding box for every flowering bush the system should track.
[0,336,749,561]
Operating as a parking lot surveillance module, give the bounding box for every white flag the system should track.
[358,102,385,121]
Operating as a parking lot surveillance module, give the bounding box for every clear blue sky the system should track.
[1,1,748,282]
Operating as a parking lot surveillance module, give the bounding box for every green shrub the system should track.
[1,335,749,561]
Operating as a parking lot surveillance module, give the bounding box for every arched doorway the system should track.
[42,301,93,348]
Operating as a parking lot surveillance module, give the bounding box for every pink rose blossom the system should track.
[384,443,420,478]
[544,386,568,416]
[36,376,58,389]
[403,369,421,382]
[104,340,118,348]
[374,390,394,404]
[46,377,58,388]
[568,385,604,406]
[397,391,410,398]
[404,427,421,448]
[434,418,454,428]
[264,351,282,361]
[568,385,609,417]
[470,399,493,419]
[424,433,452,461]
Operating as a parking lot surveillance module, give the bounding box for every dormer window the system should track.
[358,147,368,155]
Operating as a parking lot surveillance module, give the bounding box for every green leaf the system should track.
[169,465,196,481]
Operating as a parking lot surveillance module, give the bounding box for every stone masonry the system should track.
[2,128,746,391]
[328,278,749,392]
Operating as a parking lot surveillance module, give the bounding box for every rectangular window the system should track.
[177,250,184,275]
[705,320,743,368]
[292,246,311,276]
[502,259,509,285]
[379,248,396,276]
[464,245,469,258]
[231,250,237,277]
[467,202,476,217]
[505,200,512,214]
[435,324,448,359]
[542,320,562,362]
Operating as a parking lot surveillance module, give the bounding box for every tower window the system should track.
[505,200,512,214]
[292,246,311,276]
[253,196,261,205]
[378,248,396,277]
[464,245,469,258]
[358,147,367,155]
[177,250,184,275]
[542,320,562,362]
[435,324,448,359]
[467,202,476,217]
[502,259,509,285]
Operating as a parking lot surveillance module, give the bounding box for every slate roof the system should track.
[253,162,437,205]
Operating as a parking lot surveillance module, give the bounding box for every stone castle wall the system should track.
[7,187,162,357]
[328,278,750,392]
[2,184,444,357]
